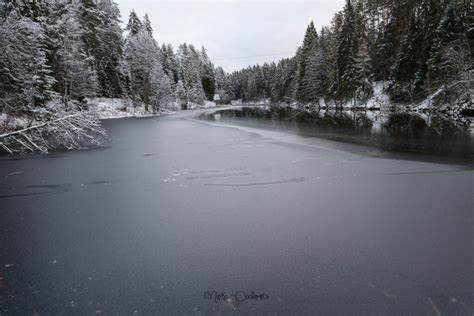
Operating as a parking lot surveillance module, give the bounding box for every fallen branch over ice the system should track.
[0,111,107,154]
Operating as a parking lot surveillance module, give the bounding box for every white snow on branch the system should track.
[0,111,107,154]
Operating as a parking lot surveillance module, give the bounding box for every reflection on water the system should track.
[200,107,474,158]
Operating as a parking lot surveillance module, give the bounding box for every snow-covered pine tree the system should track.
[200,46,216,101]
[360,0,390,79]
[214,66,231,103]
[123,15,170,112]
[160,44,180,89]
[0,0,5,20]
[389,11,418,102]
[427,0,469,84]
[337,0,360,102]
[268,57,298,102]
[354,36,374,101]
[177,44,206,105]
[175,80,187,109]
[77,0,124,98]
[52,3,98,105]
[296,21,319,103]
[304,45,324,104]
[412,0,445,95]
[245,72,257,101]
[0,11,55,114]
[318,26,332,100]
[5,0,48,22]
[188,45,206,104]
[126,10,142,36]
[92,0,124,98]
[323,13,343,100]
[143,13,153,36]
[261,62,276,100]
[255,64,266,100]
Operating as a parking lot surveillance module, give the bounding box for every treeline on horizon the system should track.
[0,0,472,119]
[0,0,228,117]
[228,0,473,106]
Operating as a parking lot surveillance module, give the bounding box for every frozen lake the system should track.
[1,109,472,315]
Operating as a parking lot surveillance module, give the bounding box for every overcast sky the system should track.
[115,1,346,72]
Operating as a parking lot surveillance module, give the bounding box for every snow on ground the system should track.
[1,97,219,131]
[87,98,221,118]
[365,81,391,110]
[86,98,161,119]
[321,81,391,110]
[0,113,30,130]
[204,100,217,108]
[188,100,217,110]
[415,86,446,111]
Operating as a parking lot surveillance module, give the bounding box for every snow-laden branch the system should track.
[0,111,107,154]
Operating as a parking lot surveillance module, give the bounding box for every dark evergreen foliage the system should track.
[228,0,471,105]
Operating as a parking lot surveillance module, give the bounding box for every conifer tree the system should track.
[175,79,187,108]
[55,4,98,104]
[354,36,373,100]
[427,0,467,84]
[296,21,318,102]
[0,11,55,113]
[200,46,216,101]
[126,10,142,36]
[78,0,124,98]
[337,0,359,101]
[143,13,153,36]
[123,18,170,111]
[177,44,206,104]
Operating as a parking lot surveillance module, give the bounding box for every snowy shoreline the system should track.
[0,97,223,154]
[87,97,222,120]
[87,98,170,120]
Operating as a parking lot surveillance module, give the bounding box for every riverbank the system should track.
[86,98,169,120]
[0,97,225,154]
[86,98,222,120]
[198,106,474,160]
[0,98,175,154]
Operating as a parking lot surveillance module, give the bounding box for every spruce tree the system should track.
[0,12,55,113]
[55,3,98,104]
[324,13,343,99]
[177,44,206,105]
[126,10,142,35]
[200,47,216,101]
[354,36,373,101]
[413,0,445,95]
[427,0,466,84]
[390,12,418,102]
[337,0,359,101]
[78,0,124,98]
[143,13,153,36]
[123,17,170,111]
[296,21,318,102]
[175,79,187,108]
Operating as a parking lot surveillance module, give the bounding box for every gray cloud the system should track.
[116,1,345,72]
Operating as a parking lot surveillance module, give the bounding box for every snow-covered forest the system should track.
[227,0,473,109]
[0,0,472,153]
[0,0,224,153]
